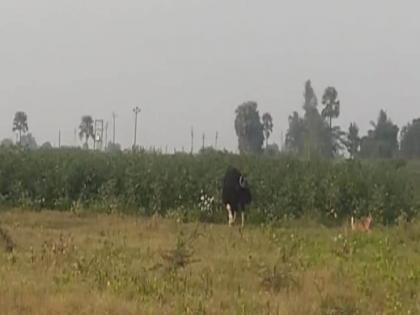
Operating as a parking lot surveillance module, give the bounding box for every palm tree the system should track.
[262,112,273,149]
[12,111,29,145]
[321,87,340,130]
[79,115,94,149]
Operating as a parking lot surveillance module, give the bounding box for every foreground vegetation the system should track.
[0,148,417,225]
[0,210,419,314]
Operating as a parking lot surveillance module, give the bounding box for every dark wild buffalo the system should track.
[222,167,252,227]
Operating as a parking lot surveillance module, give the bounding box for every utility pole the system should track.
[202,133,205,151]
[215,131,218,149]
[104,122,109,150]
[94,119,104,151]
[58,129,61,148]
[133,106,141,150]
[112,112,117,145]
[190,126,194,154]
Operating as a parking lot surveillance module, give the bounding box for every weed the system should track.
[160,231,197,271]
[259,263,300,293]
[319,294,360,315]
[37,233,77,269]
[0,225,15,252]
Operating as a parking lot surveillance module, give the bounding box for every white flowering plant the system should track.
[198,190,216,218]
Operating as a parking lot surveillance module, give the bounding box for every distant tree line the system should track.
[234,79,420,159]
[1,113,122,152]
[4,82,420,159]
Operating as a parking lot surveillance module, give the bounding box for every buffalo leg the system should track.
[226,204,234,226]
[241,211,245,228]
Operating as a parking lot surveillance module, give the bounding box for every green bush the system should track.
[0,147,416,224]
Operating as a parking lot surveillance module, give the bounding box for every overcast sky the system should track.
[1,0,419,151]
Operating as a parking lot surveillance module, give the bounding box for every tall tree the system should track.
[345,122,361,159]
[329,126,346,157]
[286,80,343,158]
[12,111,28,145]
[303,80,318,112]
[321,87,340,130]
[262,112,273,148]
[285,111,305,154]
[360,110,399,158]
[79,115,94,149]
[234,101,264,154]
[302,81,338,158]
[400,118,420,158]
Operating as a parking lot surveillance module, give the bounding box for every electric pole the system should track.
[202,133,205,151]
[215,131,218,149]
[190,126,194,154]
[93,119,104,151]
[104,122,109,150]
[58,129,61,148]
[112,112,117,145]
[133,106,141,150]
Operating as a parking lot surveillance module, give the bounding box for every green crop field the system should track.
[0,148,417,224]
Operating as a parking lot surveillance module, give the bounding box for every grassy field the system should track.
[0,211,419,314]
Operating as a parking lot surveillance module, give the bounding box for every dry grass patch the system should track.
[0,210,419,314]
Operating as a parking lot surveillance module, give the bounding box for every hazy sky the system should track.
[1,0,419,151]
